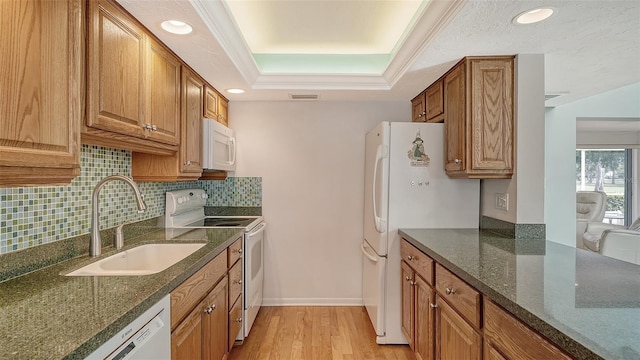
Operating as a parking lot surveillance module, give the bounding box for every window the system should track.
[576,149,632,226]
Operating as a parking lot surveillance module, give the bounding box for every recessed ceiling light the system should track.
[513,8,555,25]
[226,88,245,94]
[161,20,192,35]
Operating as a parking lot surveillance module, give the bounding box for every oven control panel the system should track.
[166,189,208,216]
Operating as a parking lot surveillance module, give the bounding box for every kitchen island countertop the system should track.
[0,227,244,360]
[399,228,640,360]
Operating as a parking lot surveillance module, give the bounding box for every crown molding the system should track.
[190,0,260,85]
[384,0,467,86]
[190,0,466,91]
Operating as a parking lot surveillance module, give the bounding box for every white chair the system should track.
[576,191,607,249]
[583,220,640,265]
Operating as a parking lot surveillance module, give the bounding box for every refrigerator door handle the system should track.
[372,144,387,233]
[361,242,379,262]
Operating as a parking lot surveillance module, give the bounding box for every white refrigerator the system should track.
[362,121,480,344]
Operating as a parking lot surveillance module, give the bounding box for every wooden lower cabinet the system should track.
[171,237,243,359]
[401,254,435,360]
[172,277,228,360]
[400,238,576,360]
[401,261,416,349]
[435,296,481,360]
[415,275,435,360]
[483,300,571,360]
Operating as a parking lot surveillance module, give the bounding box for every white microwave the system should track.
[202,118,236,171]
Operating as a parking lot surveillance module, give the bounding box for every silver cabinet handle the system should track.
[234,279,243,285]
[407,255,414,261]
[236,248,243,254]
[184,161,192,166]
[236,318,243,323]
[454,159,461,164]
[151,125,157,131]
[430,303,437,309]
[204,304,216,314]
[409,280,416,286]
[405,276,411,282]
[445,287,457,295]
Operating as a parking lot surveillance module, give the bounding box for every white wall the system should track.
[480,54,546,224]
[545,82,640,246]
[231,101,410,305]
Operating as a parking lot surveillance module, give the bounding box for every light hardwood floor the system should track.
[228,306,415,360]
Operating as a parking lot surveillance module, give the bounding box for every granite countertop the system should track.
[0,226,245,360]
[399,228,640,360]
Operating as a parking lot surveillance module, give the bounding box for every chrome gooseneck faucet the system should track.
[90,175,147,257]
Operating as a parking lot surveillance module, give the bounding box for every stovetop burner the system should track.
[184,217,257,228]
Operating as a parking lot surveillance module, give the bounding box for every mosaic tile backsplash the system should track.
[0,145,261,254]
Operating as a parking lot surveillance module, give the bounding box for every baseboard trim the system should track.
[262,298,363,306]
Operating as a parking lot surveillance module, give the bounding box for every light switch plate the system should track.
[495,193,509,211]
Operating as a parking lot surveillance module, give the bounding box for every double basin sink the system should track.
[66,243,206,276]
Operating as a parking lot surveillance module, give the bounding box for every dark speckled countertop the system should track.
[0,227,244,360]
[399,228,640,360]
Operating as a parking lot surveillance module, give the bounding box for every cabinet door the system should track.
[468,58,513,174]
[484,342,509,360]
[425,80,444,122]
[411,92,426,122]
[172,301,204,360]
[0,0,82,186]
[435,296,481,360]
[204,86,219,119]
[443,64,466,173]
[147,37,180,145]
[415,275,435,360]
[203,278,228,360]
[181,68,204,174]
[87,0,146,138]
[401,261,415,350]
[217,95,229,126]
[484,300,571,360]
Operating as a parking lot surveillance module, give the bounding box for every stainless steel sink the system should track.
[66,243,206,276]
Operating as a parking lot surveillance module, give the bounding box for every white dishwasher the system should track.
[86,295,171,360]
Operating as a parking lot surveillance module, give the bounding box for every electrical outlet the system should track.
[495,193,509,211]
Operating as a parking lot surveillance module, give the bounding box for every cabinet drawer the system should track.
[171,251,227,328]
[228,295,243,350]
[484,300,572,360]
[435,263,481,328]
[401,240,434,285]
[229,260,242,306]
[228,237,243,267]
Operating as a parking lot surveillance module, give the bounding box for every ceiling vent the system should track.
[290,94,319,100]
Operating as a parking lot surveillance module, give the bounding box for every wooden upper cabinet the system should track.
[147,37,181,145]
[84,0,178,155]
[0,0,83,186]
[180,68,204,175]
[444,56,514,179]
[411,91,426,122]
[217,95,229,126]
[425,80,444,122]
[204,86,219,119]
[86,0,146,137]
[444,64,466,174]
[131,66,204,182]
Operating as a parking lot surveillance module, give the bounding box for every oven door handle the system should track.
[247,222,267,237]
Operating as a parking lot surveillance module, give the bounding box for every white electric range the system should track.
[165,189,266,341]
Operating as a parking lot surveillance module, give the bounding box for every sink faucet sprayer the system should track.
[90,175,147,257]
